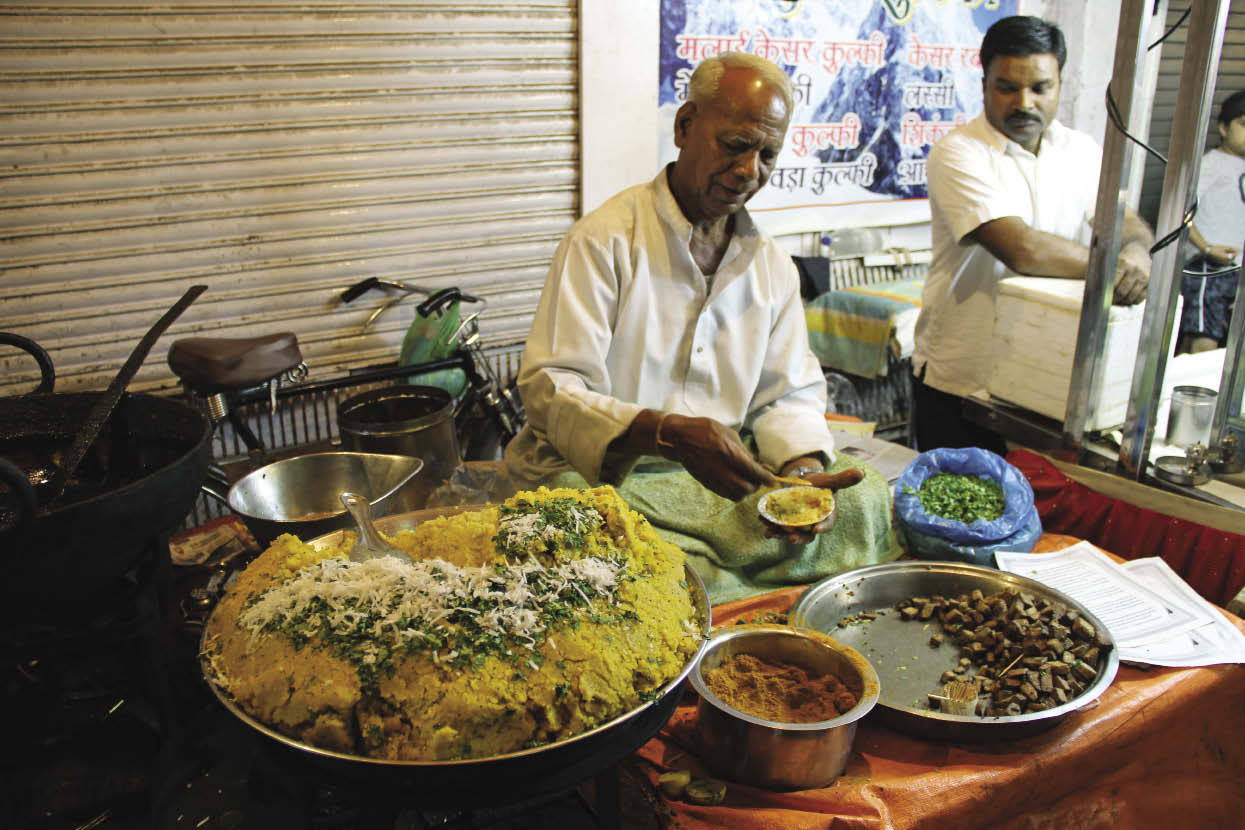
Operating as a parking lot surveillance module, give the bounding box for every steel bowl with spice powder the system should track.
[690,625,879,790]
[702,651,858,722]
[202,485,702,761]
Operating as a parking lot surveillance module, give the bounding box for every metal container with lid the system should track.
[337,385,460,507]
[1166,385,1218,449]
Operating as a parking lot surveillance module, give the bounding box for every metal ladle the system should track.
[41,284,208,506]
[339,490,409,563]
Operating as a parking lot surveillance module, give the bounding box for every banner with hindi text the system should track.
[658,0,1022,236]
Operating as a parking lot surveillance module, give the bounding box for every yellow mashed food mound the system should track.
[763,486,834,526]
[203,485,702,761]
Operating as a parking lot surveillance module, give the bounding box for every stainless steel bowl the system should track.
[224,451,424,546]
[689,624,879,791]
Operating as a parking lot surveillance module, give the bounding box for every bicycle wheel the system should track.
[456,400,505,461]
[455,378,524,462]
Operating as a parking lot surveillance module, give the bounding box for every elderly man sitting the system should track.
[504,52,900,602]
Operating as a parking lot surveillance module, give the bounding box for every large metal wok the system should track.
[0,334,211,611]
[200,506,711,806]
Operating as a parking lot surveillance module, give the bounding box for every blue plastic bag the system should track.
[898,505,1042,566]
[893,448,1041,565]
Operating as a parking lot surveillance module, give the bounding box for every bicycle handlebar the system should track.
[340,278,482,317]
[416,287,481,317]
[341,277,429,304]
[340,277,383,303]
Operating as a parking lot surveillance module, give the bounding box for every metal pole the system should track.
[1119,0,1230,477]
[1063,0,1151,449]
[1210,250,1245,444]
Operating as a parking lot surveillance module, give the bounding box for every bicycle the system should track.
[165,279,525,535]
[167,331,309,492]
[339,277,526,461]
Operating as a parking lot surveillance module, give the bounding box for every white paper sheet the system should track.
[993,541,1203,648]
[833,434,918,483]
[1117,558,1245,667]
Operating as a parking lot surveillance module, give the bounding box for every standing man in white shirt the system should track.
[1179,90,1245,354]
[912,15,1155,454]
[505,51,863,540]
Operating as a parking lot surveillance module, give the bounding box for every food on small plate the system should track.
[758,486,835,527]
[202,485,702,761]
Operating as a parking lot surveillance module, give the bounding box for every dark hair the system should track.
[1219,90,1245,126]
[980,15,1067,75]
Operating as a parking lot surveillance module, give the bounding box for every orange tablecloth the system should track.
[634,535,1245,829]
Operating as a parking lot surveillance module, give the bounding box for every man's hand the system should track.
[658,414,775,500]
[1112,241,1150,305]
[761,467,865,545]
[1204,244,1238,266]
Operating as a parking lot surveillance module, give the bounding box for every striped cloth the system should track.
[805,278,923,379]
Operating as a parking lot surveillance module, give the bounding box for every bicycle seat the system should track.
[167,333,302,393]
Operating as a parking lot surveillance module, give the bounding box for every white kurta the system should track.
[914,114,1104,397]
[504,167,835,487]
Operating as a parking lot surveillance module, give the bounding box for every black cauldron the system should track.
[0,334,211,611]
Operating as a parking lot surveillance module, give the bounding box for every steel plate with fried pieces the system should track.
[789,561,1119,742]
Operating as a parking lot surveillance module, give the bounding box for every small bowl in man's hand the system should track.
[758,485,837,534]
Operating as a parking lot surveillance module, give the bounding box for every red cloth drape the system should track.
[1007,449,1245,606]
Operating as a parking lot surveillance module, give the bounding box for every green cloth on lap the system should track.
[550,454,903,605]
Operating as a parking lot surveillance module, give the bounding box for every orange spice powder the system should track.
[703,652,858,723]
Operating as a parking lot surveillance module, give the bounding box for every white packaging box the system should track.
[988,277,1180,431]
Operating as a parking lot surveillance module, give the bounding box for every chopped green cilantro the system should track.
[241,549,630,692]
[905,473,1006,524]
[493,497,605,558]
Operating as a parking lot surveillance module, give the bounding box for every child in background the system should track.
[1180,90,1245,353]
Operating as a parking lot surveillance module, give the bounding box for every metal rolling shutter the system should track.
[0,1,577,398]
[1140,2,1245,226]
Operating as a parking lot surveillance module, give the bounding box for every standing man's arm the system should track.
[966,206,1153,305]
[967,215,1090,277]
